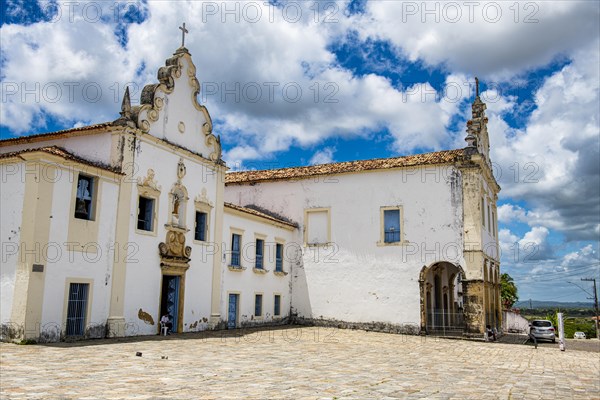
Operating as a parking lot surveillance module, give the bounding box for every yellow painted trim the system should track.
[209,169,225,324]
[10,162,55,340]
[303,207,331,247]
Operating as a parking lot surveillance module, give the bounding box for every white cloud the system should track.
[497,204,527,224]
[354,1,600,80]
[309,147,335,165]
[518,226,552,261]
[488,39,600,240]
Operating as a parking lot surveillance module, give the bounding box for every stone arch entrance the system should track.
[419,262,465,335]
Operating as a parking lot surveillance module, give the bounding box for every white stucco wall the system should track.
[122,138,219,335]
[0,163,25,324]
[221,210,296,327]
[225,165,465,327]
[39,167,120,339]
[0,132,114,165]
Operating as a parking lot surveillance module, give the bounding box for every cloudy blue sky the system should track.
[1,1,599,303]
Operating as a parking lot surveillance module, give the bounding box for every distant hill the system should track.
[514,300,595,309]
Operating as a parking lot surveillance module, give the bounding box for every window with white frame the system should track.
[275,243,283,272]
[305,209,329,245]
[74,174,95,220]
[383,209,401,243]
[274,294,281,316]
[255,238,264,269]
[255,294,263,317]
[231,233,241,267]
[379,206,403,244]
[195,211,208,241]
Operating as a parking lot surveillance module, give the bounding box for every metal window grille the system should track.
[66,283,89,336]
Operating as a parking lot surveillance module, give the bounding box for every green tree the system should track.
[501,273,519,309]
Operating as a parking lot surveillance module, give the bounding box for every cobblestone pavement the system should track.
[1,327,599,399]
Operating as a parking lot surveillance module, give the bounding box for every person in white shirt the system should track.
[160,314,172,335]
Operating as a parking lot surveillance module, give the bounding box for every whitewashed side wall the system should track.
[221,210,296,327]
[502,310,530,334]
[225,166,465,327]
[40,168,120,340]
[0,163,25,324]
[122,138,219,336]
[0,132,114,165]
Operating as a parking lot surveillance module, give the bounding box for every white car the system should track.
[574,331,586,339]
[529,320,556,342]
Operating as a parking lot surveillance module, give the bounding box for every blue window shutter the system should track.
[384,209,401,243]
[255,239,264,268]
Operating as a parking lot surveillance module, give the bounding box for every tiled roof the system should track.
[224,202,298,228]
[226,149,465,184]
[0,146,122,174]
[0,123,114,146]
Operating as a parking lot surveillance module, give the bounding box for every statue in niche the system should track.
[172,193,181,225]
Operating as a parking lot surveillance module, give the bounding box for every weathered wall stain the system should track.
[138,308,155,325]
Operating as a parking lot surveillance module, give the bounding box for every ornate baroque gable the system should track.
[133,47,222,163]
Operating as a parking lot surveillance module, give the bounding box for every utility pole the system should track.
[581,278,599,340]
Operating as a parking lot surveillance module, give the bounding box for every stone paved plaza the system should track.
[1,327,599,399]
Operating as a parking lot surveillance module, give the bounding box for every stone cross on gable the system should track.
[179,23,188,47]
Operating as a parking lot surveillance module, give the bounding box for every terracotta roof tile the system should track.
[0,123,114,146]
[0,146,122,174]
[226,149,465,184]
[224,202,298,228]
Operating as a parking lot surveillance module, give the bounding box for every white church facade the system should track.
[0,44,500,342]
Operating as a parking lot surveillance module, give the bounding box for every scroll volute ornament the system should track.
[159,231,192,259]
